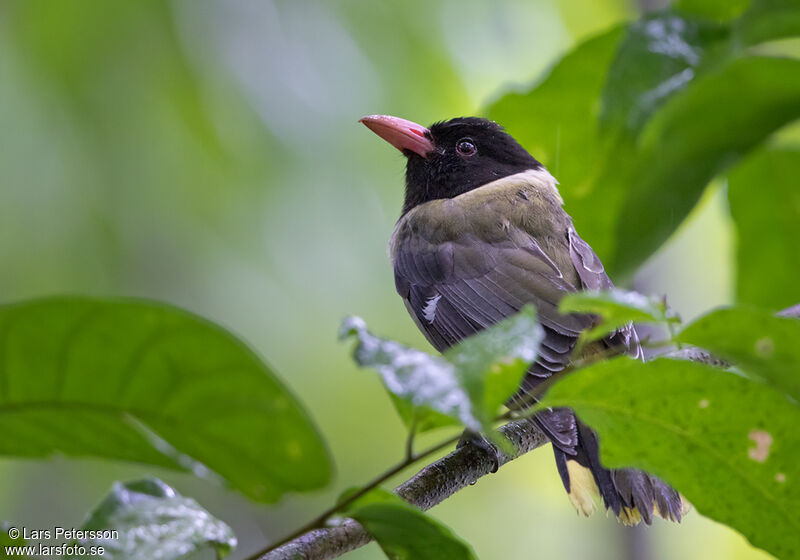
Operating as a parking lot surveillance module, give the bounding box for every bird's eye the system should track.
[456,138,477,157]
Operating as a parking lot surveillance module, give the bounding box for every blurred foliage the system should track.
[0,297,331,502]
[73,477,236,560]
[736,0,800,44]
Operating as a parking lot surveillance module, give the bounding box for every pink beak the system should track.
[359,114,434,158]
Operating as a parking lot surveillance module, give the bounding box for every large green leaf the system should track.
[487,9,800,278]
[487,15,730,274]
[0,297,331,502]
[341,306,542,433]
[609,55,800,275]
[539,357,800,560]
[72,477,235,560]
[728,149,800,310]
[344,490,477,560]
[487,27,624,194]
[678,307,800,400]
[600,14,731,134]
[560,289,680,343]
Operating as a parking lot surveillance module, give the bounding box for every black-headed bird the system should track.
[360,114,687,525]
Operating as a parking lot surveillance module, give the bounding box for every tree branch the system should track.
[256,302,800,560]
[257,419,548,560]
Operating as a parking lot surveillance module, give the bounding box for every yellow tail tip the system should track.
[566,460,599,517]
[564,460,692,524]
[617,494,693,526]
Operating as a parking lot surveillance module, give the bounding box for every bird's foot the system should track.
[457,430,501,473]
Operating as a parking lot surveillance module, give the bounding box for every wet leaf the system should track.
[72,477,235,560]
[341,306,542,432]
[609,55,800,275]
[600,14,731,134]
[0,297,332,503]
[539,357,800,560]
[678,307,800,401]
[560,289,680,343]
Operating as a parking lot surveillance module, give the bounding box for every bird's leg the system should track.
[457,429,501,473]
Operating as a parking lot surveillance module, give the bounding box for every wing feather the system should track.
[392,198,641,384]
[393,223,588,377]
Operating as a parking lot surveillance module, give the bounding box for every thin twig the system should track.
[254,419,548,560]
[247,433,461,560]
[405,417,418,461]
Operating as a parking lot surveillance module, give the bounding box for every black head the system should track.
[360,115,542,214]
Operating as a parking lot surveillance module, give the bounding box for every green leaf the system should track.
[609,55,800,275]
[675,0,752,21]
[387,393,459,434]
[337,486,398,511]
[600,14,731,134]
[678,307,800,400]
[488,10,800,278]
[539,357,800,560]
[346,494,477,560]
[487,15,732,275]
[487,27,625,194]
[736,0,800,45]
[0,297,332,502]
[72,477,235,560]
[559,289,680,343]
[728,149,800,310]
[341,306,543,432]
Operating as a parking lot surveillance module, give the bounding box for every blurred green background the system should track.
[0,0,771,558]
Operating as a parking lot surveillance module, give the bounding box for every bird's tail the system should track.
[534,408,689,525]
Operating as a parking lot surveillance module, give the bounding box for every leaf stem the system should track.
[405,417,418,461]
[247,432,461,560]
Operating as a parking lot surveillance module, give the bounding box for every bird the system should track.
[360,114,687,525]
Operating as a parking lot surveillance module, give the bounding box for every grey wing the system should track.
[567,226,643,359]
[393,226,592,382]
